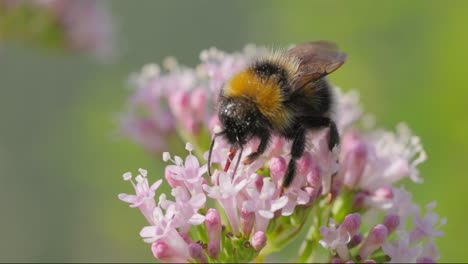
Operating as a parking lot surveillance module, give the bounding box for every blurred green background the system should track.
[0,0,467,262]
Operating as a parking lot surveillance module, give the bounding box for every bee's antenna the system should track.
[207,131,224,177]
[231,146,244,178]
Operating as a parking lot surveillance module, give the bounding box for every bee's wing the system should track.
[287,41,347,89]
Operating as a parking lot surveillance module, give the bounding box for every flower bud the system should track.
[252,231,267,251]
[331,258,342,264]
[297,152,313,176]
[359,224,388,260]
[189,242,208,263]
[383,214,400,234]
[349,233,363,248]
[352,192,367,209]
[151,241,169,259]
[241,207,255,237]
[151,241,187,262]
[341,213,361,236]
[205,208,221,258]
[269,156,286,184]
[374,186,394,200]
[306,164,322,188]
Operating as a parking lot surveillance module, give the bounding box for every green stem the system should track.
[297,197,333,263]
[297,212,321,263]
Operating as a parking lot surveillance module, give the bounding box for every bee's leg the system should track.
[283,127,306,188]
[303,117,339,151]
[328,120,339,151]
[243,132,270,165]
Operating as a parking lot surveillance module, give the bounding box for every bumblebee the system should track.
[208,41,347,187]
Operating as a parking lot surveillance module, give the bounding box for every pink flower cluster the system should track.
[1,0,114,58]
[121,46,264,153]
[119,45,445,263]
[120,143,281,262]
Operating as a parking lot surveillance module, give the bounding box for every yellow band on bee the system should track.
[225,69,291,129]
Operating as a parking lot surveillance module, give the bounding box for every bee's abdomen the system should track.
[289,78,333,116]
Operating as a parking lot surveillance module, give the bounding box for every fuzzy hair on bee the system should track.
[208,41,347,188]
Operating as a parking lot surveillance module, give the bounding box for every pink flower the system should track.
[159,186,206,233]
[410,202,447,243]
[118,44,444,263]
[417,239,440,263]
[243,178,288,233]
[140,206,190,261]
[118,169,162,225]
[1,0,114,57]
[203,171,250,234]
[319,218,352,261]
[164,143,207,195]
[356,124,427,191]
[382,233,420,263]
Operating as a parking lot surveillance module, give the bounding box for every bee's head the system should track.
[218,96,260,147]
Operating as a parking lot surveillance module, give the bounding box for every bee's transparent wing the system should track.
[287,41,347,89]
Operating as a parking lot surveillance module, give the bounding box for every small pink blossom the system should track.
[243,178,288,233]
[203,171,250,234]
[319,218,352,261]
[164,143,207,195]
[382,233,420,263]
[140,206,191,261]
[159,186,206,233]
[410,202,447,243]
[118,169,162,224]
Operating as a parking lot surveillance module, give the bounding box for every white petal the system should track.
[259,210,274,219]
[202,184,212,193]
[189,193,206,208]
[188,214,205,225]
[297,190,310,205]
[139,226,155,238]
[234,179,248,192]
[166,205,176,219]
[219,172,231,188]
[118,193,136,204]
[185,155,200,171]
[150,179,163,192]
[319,239,329,249]
[271,196,289,211]
[281,202,295,216]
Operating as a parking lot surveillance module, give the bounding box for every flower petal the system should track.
[188,213,206,225]
[150,179,163,192]
[271,196,289,211]
[258,210,274,219]
[118,193,137,204]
